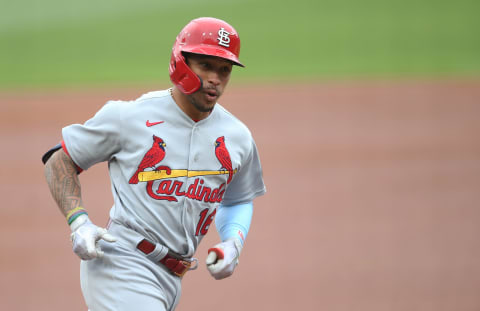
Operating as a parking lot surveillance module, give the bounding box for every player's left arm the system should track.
[206,137,266,279]
[206,201,253,280]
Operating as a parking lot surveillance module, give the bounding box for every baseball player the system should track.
[42,17,266,311]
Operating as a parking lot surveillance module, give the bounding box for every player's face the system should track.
[186,54,233,113]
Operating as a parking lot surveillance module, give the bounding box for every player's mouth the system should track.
[204,89,219,102]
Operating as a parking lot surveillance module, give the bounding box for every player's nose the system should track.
[206,71,221,86]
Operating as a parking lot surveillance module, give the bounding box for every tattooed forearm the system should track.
[44,149,84,217]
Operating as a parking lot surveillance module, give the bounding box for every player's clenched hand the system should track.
[70,214,117,260]
[206,238,242,280]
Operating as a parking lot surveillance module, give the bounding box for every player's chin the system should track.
[203,102,216,112]
[194,100,216,113]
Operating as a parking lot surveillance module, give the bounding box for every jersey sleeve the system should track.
[222,139,266,206]
[61,100,123,170]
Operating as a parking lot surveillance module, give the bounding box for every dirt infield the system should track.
[1,80,480,311]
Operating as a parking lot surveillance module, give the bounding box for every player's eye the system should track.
[222,66,232,74]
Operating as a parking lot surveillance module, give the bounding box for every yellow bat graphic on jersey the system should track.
[138,169,238,182]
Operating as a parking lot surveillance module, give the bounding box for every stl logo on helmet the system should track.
[217,27,231,47]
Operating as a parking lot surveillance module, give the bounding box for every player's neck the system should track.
[170,87,211,122]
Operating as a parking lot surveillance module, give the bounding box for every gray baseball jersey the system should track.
[62,89,266,257]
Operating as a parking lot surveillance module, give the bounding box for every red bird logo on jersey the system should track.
[129,135,167,184]
[215,136,234,184]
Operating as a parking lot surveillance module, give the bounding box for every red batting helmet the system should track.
[169,17,244,95]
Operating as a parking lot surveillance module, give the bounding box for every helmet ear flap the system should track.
[169,52,202,95]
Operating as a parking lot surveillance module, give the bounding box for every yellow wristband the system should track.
[66,206,86,220]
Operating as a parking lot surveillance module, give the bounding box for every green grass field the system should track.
[1,0,479,88]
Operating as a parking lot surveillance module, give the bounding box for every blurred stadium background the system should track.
[1,0,479,88]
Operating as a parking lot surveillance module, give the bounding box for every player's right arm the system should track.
[44,148,83,216]
[44,148,116,260]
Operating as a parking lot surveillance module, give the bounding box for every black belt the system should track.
[136,239,196,277]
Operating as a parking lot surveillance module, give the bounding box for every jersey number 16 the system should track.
[195,208,216,236]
